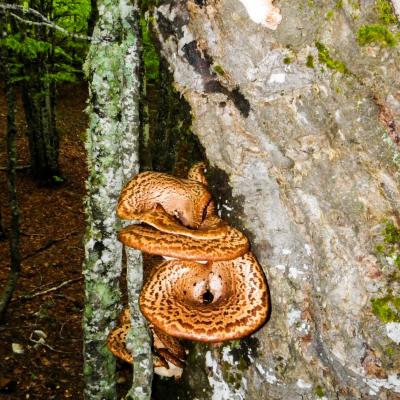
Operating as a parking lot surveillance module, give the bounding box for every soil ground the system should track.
[0,83,88,399]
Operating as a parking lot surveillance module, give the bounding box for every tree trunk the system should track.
[22,74,60,183]
[0,50,21,322]
[82,0,144,398]
[148,1,400,399]
[0,207,6,241]
[20,0,60,185]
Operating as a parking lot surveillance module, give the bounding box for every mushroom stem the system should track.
[124,248,153,400]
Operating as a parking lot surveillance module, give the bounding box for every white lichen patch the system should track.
[255,363,278,384]
[236,0,282,30]
[287,309,301,326]
[364,374,400,395]
[296,379,312,389]
[386,322,400,344]
[288,267,305,280]
[206,351,245,400]
[269,73,286,84]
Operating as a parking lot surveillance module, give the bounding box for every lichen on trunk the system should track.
[82,0,142,398]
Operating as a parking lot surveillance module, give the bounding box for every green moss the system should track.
[283,57,292,64]
[335,0,343,9]
[371,294,400,322]
[326,10,334,20]
[315,385,325,397]
[306,55,314,68]
[315,42,348,74]
[213,64,225,75]
[376,0,398,25]
[357,24,398,47]
[375,221,400,270]
[386,346,394,356]
[382,221,400,245]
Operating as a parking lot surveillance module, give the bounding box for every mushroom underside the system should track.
[118,223,249,261]
[107,319,186,374]
[140,253,269,343]
[129,204,229,240]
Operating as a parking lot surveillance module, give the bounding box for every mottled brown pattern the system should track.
[134,204,229,240]
[139,253,269,342]
[107,316,186,369]
[187,162,208,186]
[107,325,133,364]
[118,223,249,261]
[117,171,212,229]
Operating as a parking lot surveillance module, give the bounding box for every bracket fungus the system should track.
[118,220,249,261]
[112,162,270,375]
[107,310,187,379]
[139,254,268,342]
[117,171,212,229]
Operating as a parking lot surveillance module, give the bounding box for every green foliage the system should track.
[1,0,91,84]
[315,42,348,74]
[376,0,397,25]
[357,24,398,47]
[140,16,160,81]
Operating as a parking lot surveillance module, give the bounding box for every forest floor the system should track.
[0,83,88,399]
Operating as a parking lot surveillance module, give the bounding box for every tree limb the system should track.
[13,276,83,301]
[0,4,93,41]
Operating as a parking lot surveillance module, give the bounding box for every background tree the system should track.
[0,15,21,321]
[0,0,90,184]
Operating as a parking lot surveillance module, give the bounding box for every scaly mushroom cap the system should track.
[118,219,249,261]
[139,253,269,342]
[117,171,212,229]
[134,204,228,240]
[107,318,186,377]
[187,162,208,186]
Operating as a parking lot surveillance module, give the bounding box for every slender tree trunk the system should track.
[20,0,60,185]
[87,0,98,37]
[0,53,21,322]
[82,0,145,398]
[119,3,153,399]
[0,207,6,241]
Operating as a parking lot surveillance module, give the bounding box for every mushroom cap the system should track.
[117,171,212,229]
[107,318,186,375]
[139,253,269,342]
[187,162,208,186]
[133,204,228,240]
[118,220,249,261]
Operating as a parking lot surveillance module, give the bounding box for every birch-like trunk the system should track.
[82,0,145,398]
[119,2,153,399]
[148,1,400,399]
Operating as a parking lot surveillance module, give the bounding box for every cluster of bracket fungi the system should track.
[107,162,269,378]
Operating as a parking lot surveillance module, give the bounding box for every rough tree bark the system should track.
[147,1,400,399]
[0,47,21,322]
[82,0,150,398]
[120,3,153,399]
[20,0,60,184]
